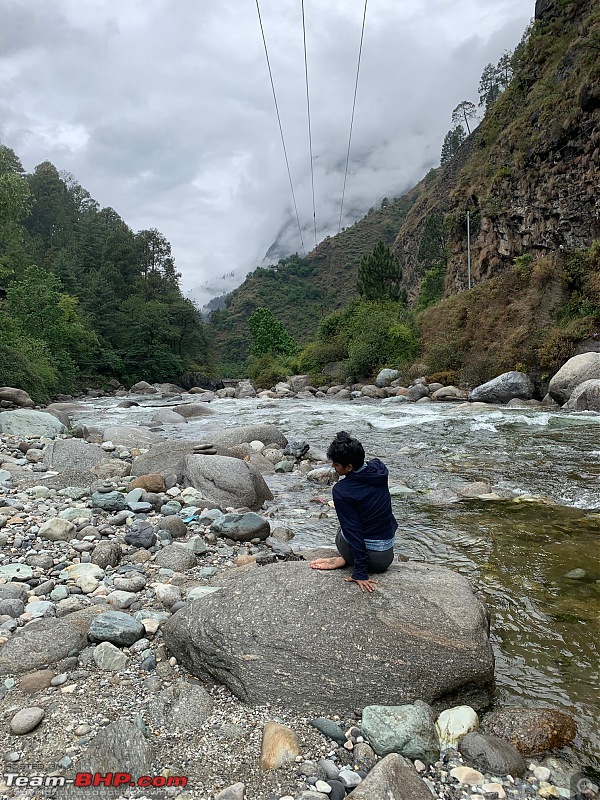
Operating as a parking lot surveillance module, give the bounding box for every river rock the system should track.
[19,669,54,693]
[0,387,35,407]
[0,410,66,437]
[43,439,106,472]
[124,521,157,549]
[101,425,163,449]
[93,640,128,671]
[346,753,432,800]
[458,731,526,776]
[163,561,494,714]
[88,611,145,646]
[0,564,33,581]
[157,515,186,538]
[10,706,45,735]
[481,707,577,756]
[375,369,400,387]
[177,455,272,511]
[91,460,131,481]
[361,700,439,760]
[151,409,187,424]
[91,491,127,512]
[174,403,214,418]
[436,705,479,749]
[62,720,153,800]
[210,512,270,542]
[0,617,88,673]
[469,372,534,404]
[548,353,600,405]
[432,386,469,401]
[38,517,76,542]
[130,473,166,493]
[148,679,213,732]
[259,721,302,769]
[310,717,346,744]
[91,541,122,569]
[563,379,600,412]
[154,544,197,571]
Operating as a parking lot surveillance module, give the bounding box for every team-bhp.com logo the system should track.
[3,773,188,789]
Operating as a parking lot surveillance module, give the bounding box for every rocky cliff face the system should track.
[395,0,600,300]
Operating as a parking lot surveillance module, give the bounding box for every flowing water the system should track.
[70,397,600,770]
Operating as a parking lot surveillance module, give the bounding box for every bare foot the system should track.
[310,556,347,570]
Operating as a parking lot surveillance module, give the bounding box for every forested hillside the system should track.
[0,147,210,400]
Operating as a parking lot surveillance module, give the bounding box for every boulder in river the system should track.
[163,561,494,715]
[548,353,600,405]
[0,410,66,437]
[101,425,163,449]
[177,454,273,511]
[563,379,600,412]
[481,706,577,756]
[469,372,534,404]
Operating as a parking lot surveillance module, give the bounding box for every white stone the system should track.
[450,767,485,785]
[250,440,265,451]
[315,780,332,793]
[534,768,552,782]
[482,783,506,798]
[436,705,479,748]
[338,769,362,788]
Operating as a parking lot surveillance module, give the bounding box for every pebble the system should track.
[451,767,486,785]
[10,707,45,735]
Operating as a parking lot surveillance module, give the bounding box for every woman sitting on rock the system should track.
[310,431,397,593]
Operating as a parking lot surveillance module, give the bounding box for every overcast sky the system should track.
[1,0,531,304]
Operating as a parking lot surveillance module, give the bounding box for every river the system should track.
[69,396,600,772]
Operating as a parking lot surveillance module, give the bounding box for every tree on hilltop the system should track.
[452,101,478,135]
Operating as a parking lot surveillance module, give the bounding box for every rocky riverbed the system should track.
[0,414,596,800]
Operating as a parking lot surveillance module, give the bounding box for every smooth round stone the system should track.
[315,780,332,793]
[325,781,346,800]
[338,769,361,788]
[24,601,55,619]
[3,751,20,763]
[160,501,182,516]
[310,717,346,744]
[0,564,33,581]
[450,767,485,785]
[50,586,70,602]
[564,569,586,580]
[74,724,92,736]
[19,670,54,693]
[534,767,552,782]
[10,707,45,735]
[50,673,68,686]
[88,611,145,646]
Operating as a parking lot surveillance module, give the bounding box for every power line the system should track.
[301,0,317,250]
[254,0,306,256]
[338,0,368,234]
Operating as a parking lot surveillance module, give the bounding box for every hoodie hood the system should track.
[346,458,388,485]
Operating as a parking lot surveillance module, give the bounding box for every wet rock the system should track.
[458,731,526,776]
[481,707,577,756]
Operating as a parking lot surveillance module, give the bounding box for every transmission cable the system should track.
[301,0,318,250]
[254,0,306,256]
[338,0,369,234]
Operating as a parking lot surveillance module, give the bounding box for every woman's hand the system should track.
[345,576,377,593]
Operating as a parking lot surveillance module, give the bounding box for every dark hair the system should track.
[327,431,365,469]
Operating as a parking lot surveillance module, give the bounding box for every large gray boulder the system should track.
[563,379,600,412]
[163,561,494,715]
[548,353,600,405]
[177,455,273,511]
[101,425,163,449]
[174,403,214,418]
[469,371,534,404]
[131,440,217,481]
[206,423,287,449]
[347,753,433,800]
[43,438,106,472]
[0,410,66,437]
[375,369,400,388]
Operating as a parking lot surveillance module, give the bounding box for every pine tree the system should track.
[248,307,298,357]
[356,241,406,303]
[452,101,478,135]
[440,125,466,165]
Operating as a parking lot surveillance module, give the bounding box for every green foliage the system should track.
[416,266,446,311]
[479,63,503,109]
[440,125,466,165]
[417,214,448,271]
[356,241,406,303]
[248,307,299,358]
[247,353,300,389]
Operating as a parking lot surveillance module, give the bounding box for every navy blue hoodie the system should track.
[332,458,398,581]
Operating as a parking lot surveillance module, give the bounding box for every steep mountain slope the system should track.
[396,0,600,297]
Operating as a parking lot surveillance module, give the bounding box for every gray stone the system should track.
[353,742,378,772]
[88,611,145,646]
[174,403,214,418]
[91,541,123,569]
[91,491,127,512]
[407,384,430,401]
[124,522,157,549]
[310,717,346,744]
[0,617,87,673]
[148,679,213,732]
[375,368,400,387]
[10,706,45,735]
[0,387,35,407]
[0,564,33,581]
[346,753,433,800]
[458,732,526,776]
[25,601,55,619]
[155,544,197,571]
[214,783,245,800]
[361,700,440,760]
[432,386,469,401]
[0,583,29,601]
[93,641,128,671]
[210,512,270,542]
[58,507,93,523]
[0,599,25,617]
[101,425,163,449]
[62,721,153,800]
[564,379,600,412]
[283,440,310,459]
[163,561,494,714]
[469,371,534,404]
[187,535,208,555]
[177,455,273,511]
[43,439,106,472]
[548,353,600,405]
[38,517,76,542]
[160,500,182,516]
[0,410,66,437]
[151,409,187,424]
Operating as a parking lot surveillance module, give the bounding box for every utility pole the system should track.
[467,210,471,289]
